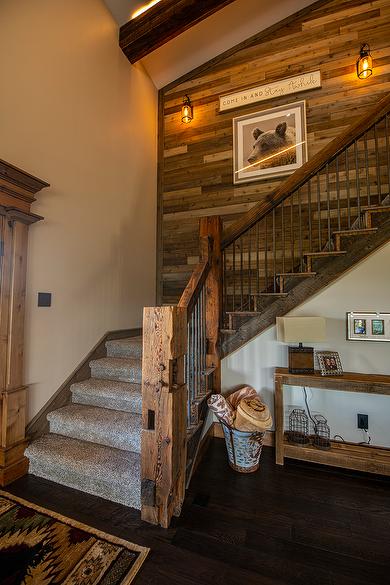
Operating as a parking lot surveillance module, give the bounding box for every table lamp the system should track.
[276,316,326,374]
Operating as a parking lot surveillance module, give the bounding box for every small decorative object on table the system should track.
[312,414,331,450]
[316,350,343,376]
[288,408,310,445]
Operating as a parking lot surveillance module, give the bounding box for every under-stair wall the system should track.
[222,241,390,446]
[157,0,390,304]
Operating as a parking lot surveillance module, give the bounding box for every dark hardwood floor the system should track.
[6,439,390,584]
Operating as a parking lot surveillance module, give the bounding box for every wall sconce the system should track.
[181,95,193,123]
[356,43,373,79]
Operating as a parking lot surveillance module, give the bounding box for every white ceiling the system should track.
[104,0,146,26]
[103,0,315,89]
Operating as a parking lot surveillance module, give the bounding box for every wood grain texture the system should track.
[275,368,390,475]
[157,0,390,304]
[0,160,48,486]
[119,0,236,64]
[26,328,142,442]
[141,306,187,528]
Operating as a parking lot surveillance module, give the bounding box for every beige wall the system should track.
[0,0,157,421]
[222,243,390,446]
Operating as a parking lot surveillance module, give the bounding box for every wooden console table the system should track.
[274,367,390,476]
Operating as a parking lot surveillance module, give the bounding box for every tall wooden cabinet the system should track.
[0,159,49,486]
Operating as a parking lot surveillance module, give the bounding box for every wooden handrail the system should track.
[222,92,390,249]
[178,259,210,315]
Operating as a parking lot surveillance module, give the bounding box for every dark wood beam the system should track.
[119,0,236,64]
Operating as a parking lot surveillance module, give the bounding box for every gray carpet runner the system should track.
[26,336,143,509]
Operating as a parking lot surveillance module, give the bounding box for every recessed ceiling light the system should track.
[131,0,162,19]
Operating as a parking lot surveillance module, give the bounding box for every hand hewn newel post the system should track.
[141,305,187,528]
[199,216,222,393]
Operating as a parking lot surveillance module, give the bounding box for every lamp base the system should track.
[288,344,314,374]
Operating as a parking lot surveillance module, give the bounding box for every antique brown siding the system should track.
[158,0,390,304]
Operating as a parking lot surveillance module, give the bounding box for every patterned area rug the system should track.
[0,491,149,584]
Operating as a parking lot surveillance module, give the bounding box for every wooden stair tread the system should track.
[220,329,237,334]
[361,205,390,212]
[277,272,317,277]
[226,311,259,315]
[332,228,377,236]
[304,251,347,258]
[248,292,288,297]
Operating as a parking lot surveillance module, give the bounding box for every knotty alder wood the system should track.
[0,158,49,486]
[274,367,390,475]
[119,0,236,64]
[158,0,390,304]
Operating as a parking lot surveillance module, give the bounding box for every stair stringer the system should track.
[221,214,390,358]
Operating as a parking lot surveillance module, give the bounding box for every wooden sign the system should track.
[219,71,321,112]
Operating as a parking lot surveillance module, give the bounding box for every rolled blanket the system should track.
[208,394,235,426]
[234,397,273,432]
[227,385,258,409]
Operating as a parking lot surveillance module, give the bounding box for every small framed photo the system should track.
[347,312,390,341]
[316,351,343,376]
[354,319,366,335]
[372,319,385,336]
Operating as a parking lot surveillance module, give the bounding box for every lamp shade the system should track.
[276,316,326,343]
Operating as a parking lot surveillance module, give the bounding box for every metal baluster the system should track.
[186,327,190,426]
[232,241,236,312]
[265,215,268,290]
[325,163,331,250]
[240,236,243,309]
[354,140,361,227]
[202,286,206,393]
[256,222,260,308]
[336,157,341,231]
[317,173,322,250]
[345,148,351,229]
[290,196,295,271]
[281,201,286,273]
[374,123,382,204]
[298,188,303,270]
[364,131,371,207]
[386,115,390,197]
[272,209,276,291]
[223,249,227,313]
[197,296,201,397]
[308,181,312,253]
[248,228,252,310]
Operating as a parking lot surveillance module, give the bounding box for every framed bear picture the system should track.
[233,100,307,184]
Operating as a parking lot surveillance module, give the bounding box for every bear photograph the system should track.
[233,100,307,184]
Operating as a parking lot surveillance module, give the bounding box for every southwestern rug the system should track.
[0,491,149,584]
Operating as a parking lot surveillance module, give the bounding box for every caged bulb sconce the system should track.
[181,95,193,124]
[356,43,373,79]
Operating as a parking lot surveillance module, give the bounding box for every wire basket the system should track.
[287,408,310,445]
[312,414,331,450]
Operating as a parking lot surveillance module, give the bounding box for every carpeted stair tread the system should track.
[106,337,142,359]
[89,357,141,383]
[71,378,142,414]
[26,434,140,509]
[47,404,141,452]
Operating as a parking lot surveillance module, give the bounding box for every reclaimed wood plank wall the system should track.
[158,0,390,304]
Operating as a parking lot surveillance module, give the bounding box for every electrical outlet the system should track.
[357,413,368,430]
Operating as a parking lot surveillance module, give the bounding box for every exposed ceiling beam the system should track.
[119,0,236,64]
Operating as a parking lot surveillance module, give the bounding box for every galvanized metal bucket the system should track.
[221,423,265,473]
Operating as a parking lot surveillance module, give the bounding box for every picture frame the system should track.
[233,100,307,184]
[316,351,343,376]
[346,312,390,341]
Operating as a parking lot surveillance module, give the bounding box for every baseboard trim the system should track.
[26,328,142,441]
[212,422,275,447]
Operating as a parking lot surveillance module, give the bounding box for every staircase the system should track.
[26,337,143,509]
[220,93,390,356]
